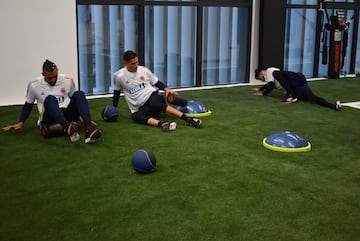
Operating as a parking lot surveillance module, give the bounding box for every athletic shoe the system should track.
[290,97,298,103]
[161,121,177,131]
[187,118,202,128]
[85,126,102,144]
[335,100,342,111]
[67,121,80,142]
[281,96,291,102]
[281,96,298,103]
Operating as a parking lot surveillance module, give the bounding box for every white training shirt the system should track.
[25,74,76,115]
[113,66,159,113]
[265,67,284,90]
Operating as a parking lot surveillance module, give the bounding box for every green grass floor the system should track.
[1,78,360,241]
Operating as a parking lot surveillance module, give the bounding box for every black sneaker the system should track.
[187,118,202,128]
[85,126,102,144]
[161,121,177,131]
[67,121,80,142]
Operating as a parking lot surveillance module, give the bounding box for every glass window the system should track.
[202,7,249,85]
[284,8,317,76]
[144,6,197,88]
[324,0,355,2]
[77,5,138,95]
[318,8,356,76]
[77,2,252,95]
[146,0,196,1]
[355,10,360,74]
[339,9,355,75]
[288,0,355,3]
[144,5,250,88]
[284,5,357,77]
[287,0,318,5]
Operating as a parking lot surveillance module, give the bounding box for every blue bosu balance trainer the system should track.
[263,131,311,152]
[177,101,212,118]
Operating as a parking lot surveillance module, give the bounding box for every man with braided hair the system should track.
[2,60,102,143]
[113,50,202,131]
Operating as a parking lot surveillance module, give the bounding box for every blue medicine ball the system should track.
[102,105,118,122]
[132,149,156,174]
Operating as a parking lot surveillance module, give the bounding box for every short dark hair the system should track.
[42,59,56,72]
[254,68,263,79]
[123,50,137,62]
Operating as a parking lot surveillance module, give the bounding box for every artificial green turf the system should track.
[0,77,359,241]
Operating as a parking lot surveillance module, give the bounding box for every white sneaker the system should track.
[290,97,298,103]
[161,122,177,131]
[282,96,298,103]
[70,132,80,142]
[335,100,342,111]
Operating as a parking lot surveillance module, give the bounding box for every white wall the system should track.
[0,0,260,106]
[0,0,78,106]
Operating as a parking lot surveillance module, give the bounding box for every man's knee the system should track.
[44,95,58,106]
[131,111,149,125]
[150,96,167,113]
[72,90,86,100]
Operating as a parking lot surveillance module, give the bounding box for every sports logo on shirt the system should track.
[140,76,145,81]
[129,83,145,94]
[57,96,65,103]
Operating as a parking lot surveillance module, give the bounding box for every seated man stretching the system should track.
[112,50,202,131]
[2,59,102,143]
